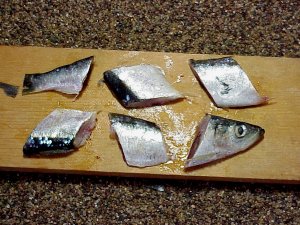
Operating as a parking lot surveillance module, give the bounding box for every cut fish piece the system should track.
[189,57,268,108]
[22,56,94,95]
[104,64,183,108]
[185,114,265,168]
[23,109,96,156]
[0,82,19,98]
[109,113,169,167]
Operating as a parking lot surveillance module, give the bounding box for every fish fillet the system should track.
[23,109,96,156]
[22,56,93,95]
[104,64,183,108]
[109,113,169,167]
[189,57,268,108]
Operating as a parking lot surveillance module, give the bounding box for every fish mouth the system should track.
[259,128,265,136]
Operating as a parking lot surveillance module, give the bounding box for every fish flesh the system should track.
[189,57,268,108]
[185,114,265,168]
[0,82,18,98]
[23,109,96,156]
[104,64,183,108]
[22,56,94,95]
[109,113,169,167]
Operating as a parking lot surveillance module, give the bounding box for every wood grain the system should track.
[0,46,299,183]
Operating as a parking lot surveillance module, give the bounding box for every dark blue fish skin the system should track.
[23,137,74,156]
[190,57,237,68]
[109,113,158,130]
[103,70,138,107]
[0,82,19,98]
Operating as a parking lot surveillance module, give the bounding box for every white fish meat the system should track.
[104,64,183,108]
[22,56,93,95]
[185,114,265,168]
[23,109,96,156]
[189,57,268,108]
[109,113,169,167]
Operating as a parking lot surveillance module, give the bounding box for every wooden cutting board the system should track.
[0,45,299,183]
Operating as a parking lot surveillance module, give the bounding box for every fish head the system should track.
[210,115,265,151]
[185,114,265,168]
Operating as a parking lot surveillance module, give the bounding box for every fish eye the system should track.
[235,124,247,138]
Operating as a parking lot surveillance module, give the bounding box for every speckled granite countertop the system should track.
[0,1,299,224]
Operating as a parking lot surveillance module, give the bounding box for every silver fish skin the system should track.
[22,56,93,95]
[189,57,268,108]
[104,64,183,108]
[23,109,96,156]
[109,113,169,167]
[185,114,265,168]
